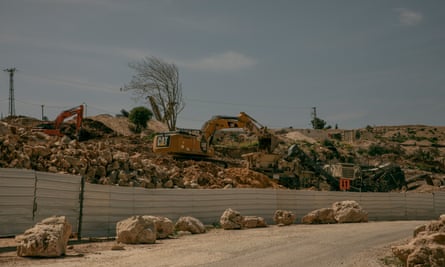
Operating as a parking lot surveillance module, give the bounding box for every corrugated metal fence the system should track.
[1,168,444,237]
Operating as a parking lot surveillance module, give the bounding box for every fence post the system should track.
[32,171,38,221]
[77,175,85,240]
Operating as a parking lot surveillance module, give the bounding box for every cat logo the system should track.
[156,135,170,147]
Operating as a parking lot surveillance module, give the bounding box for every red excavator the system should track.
[33,105,84,138]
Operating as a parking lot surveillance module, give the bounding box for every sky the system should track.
[0,0,444,130]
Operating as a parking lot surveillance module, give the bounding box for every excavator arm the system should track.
[200,112,278,153]
[153,111,278,157]
[33,104,84,138]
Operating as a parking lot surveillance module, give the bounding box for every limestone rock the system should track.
[392,214,445,267]
[273,210,296,226]
[332,200,368,223]
[142,216,174,239]
[116,216,157,244]
[242,216,267,228]
[16,216,72,257]
[220,208,244,230]
[175,216,206,234]
[301,208,336,224]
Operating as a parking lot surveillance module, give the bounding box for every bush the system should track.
[129,106,153,133]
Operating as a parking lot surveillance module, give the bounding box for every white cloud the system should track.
[179,51,257,71]
[396,8,423,26]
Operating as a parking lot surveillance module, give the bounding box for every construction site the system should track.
[1,106,445,267]
[1,106,445,193]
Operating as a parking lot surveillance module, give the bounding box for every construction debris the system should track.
[392,214,445,267]
[1,115,445,192]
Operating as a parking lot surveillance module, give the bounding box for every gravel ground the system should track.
[0,220,425,267]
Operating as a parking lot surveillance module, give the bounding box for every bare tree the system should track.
[123,56,185,130]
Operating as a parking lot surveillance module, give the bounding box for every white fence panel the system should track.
[434,192,445,218]
[34,172,81,232]
[0,168,35,236]
[3,168,445,238]
[405,193,435,220]
[82,183,112,237]
[277,190,316,219]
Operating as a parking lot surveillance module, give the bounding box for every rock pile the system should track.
[301,200,368,224]
[219,208,268,230]
[0,121,279,189]
[16,216,72,257]
[392,215,445,267]
[116,215,207,244]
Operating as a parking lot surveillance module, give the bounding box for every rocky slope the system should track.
[1,115,445,191]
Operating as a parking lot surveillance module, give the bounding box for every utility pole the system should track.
[311,107,317,121]
[41,105,44,120]
[3,68,17,117]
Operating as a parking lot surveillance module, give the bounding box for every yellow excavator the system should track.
[152,112,278,161]
[152,112,339,189]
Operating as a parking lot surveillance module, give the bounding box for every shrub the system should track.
[129,106,153,133]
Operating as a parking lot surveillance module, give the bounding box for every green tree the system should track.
[129,106,153,133]
[311,117,327,129]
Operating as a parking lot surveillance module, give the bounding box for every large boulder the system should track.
[273,210,296,226]
[332,200,368,223]
[220,208,244,230]
[142,216,174,239]
[242,216,267,228]
[175,216,206,234]
[301,208,336,224]
[392,215,445,267]
[116,216,157,244]
[16,216,72,257]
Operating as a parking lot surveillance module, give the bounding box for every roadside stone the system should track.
[16,216,72,257]
[220,208,244,230]
[273,210,296,226]
[332,200,368,223]
[301,208,336,224]
[142,216,174,239]
[392,214,445,267]
[242,216,267,228]
[175,216,206,234]
[116,216,157,244]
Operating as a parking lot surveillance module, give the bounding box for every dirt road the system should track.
[2,220,425,267]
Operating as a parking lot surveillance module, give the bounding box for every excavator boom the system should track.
[153,112,277,158]
[33,104,84,138]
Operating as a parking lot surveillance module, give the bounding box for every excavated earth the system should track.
[0,115,280,189]
[1,115,445,191]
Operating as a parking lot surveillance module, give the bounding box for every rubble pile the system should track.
[392,214,445,267]
[0,122,279,189]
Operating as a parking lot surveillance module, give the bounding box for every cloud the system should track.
[396,8,423,26]
[179,51,257,71]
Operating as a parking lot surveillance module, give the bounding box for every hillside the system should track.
[1,115,444,192]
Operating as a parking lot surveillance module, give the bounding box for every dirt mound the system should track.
[87,115,134,136]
